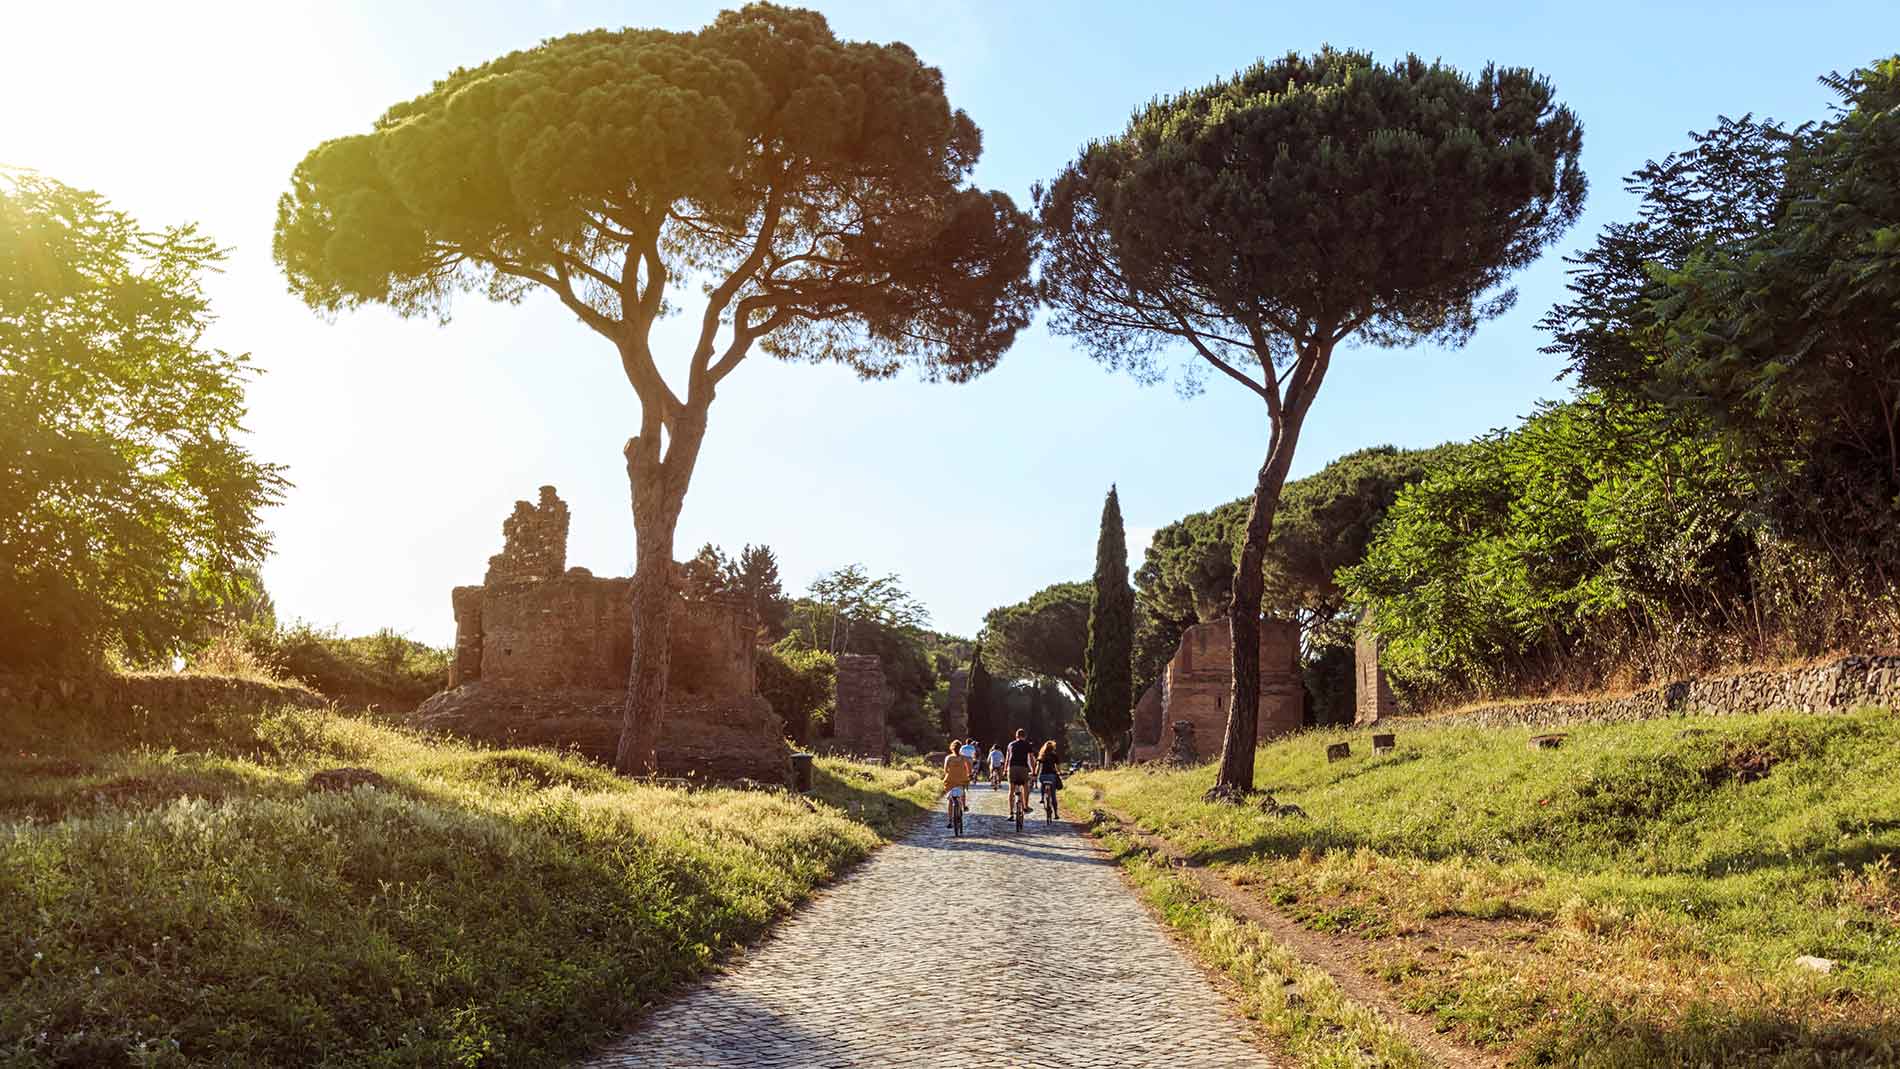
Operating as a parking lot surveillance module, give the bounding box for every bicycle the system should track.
[1009,784,1025,831]
[948,789,965,837]
[1040,778,1058,822]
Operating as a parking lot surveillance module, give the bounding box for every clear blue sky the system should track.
[6,1,1894,645]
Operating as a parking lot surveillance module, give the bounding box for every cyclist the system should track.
[1035,740,1064,819]
[958,737,979,780]
[1004,728,1035,822]
[987,742,1005,789]
[943,740,972,829]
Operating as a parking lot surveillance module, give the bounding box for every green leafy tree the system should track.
[980,581,1090,694]
[1341,397,1757,704]
[1135,446,1452,640]
[1083,486,1134,764]
[679,541,790,637]
[1567,60,1900,577]
[273,4,1035,774]
[802,563,929,654]
[1,172,286,668]
[1038,49,1584,794]
[734,543,791,639]
[680,543,737,600]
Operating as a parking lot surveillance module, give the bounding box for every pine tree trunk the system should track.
[614,414,707,776]
[1211,344,1330,798]
[1212,450,1297,795]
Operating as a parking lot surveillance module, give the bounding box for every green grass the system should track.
[0,693,932,1067]
[1079,710,1900,1067]
[1092,819,1432,1068]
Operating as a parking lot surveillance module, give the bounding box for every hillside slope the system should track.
[1081,711,1900,1067]
[0,686,932,1067]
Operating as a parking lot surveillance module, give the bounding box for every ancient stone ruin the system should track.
[827,653,890,761]
[1163,720,1198,765]
[1131,680,1162,753]
[1130,618,1304,762]
[414,486,788,784]
[943,667,970,738]
[1354,610,1399,724]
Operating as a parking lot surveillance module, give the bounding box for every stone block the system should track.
[1326,741,1351,762]
[1163,719,1199,766]
[1371,732,1395,753]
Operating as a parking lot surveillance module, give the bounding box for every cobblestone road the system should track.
[581,782,1272,1068]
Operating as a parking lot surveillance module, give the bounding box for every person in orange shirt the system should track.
[942,738,973,828]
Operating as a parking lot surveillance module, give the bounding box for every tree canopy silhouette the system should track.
[1038,48,1584,795]
[274,4,1035,772]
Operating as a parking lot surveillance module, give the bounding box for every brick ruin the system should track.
[1354,610,1399,724]
[1131,680,1162,752]
[942,667,970,738]
[827,653,891,760]
[414,486,788,784]
[1130,618,1303,762]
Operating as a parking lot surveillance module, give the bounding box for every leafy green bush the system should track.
[756,644,834,744]
[195,623,449,711]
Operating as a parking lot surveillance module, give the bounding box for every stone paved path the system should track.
[582,782,1273,1068]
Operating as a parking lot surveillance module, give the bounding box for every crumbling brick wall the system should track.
[1129,680,1164,758]
[485,485,568,585]
[1141,618,1302,761]
[1354,612,1398,724]
[423,486,786,783]
[943,667,970,737]
[829,653,889,760]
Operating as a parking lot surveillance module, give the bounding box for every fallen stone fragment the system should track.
[1795,955,1837,974]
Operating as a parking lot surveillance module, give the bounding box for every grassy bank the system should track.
[0,691,933,1067]
[1092,819,1432,1068]
[1079,710,1900,1067]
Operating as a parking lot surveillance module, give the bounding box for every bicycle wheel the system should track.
[953,797,963,836]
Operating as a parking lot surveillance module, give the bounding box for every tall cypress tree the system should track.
[966,642,994,748]
[1084,486,1135,765]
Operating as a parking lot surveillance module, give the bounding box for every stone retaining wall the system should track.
[1427,655,1900,729]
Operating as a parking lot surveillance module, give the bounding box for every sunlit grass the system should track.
[0,697,930,1067]
[1080,710,1900,1066]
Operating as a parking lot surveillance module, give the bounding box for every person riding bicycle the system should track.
[987,743,1005,788]
[942,740,973,828]
[1035,740,1064,818]
[958,738,979,779]
[1004,728,1035,820]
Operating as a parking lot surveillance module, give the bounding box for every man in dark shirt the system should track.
[1004,728,1034,820]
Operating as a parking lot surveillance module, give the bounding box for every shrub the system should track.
[192,622,449,711]
[756,645,835,744]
